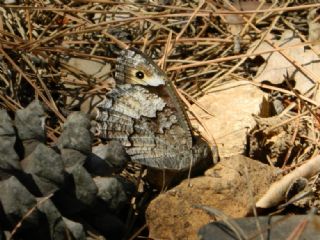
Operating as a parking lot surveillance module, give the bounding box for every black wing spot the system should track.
[135,71,145,79]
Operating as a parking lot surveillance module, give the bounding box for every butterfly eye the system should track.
[135,71,145,79]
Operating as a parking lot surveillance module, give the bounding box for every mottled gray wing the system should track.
[95,84,209,171]
[115,48,193,148]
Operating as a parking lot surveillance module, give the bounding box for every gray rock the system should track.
[0,110,21,176]
[14,100,46,157]
[89,141,128,174]
[0,138,21,174]
[63,111,91,130]
[0,176,40,229]
[19,139,42,159]
[14,100,46,142]
[37,199,71,240]
[52,165,98,215]
[0,109,15,136]
[60,148,87,169]
[68,164,98,207]
[57,112,92,155]
[94,176,134,212]
[21,143,66,195]
[57,126,92,154]
[85,152,114,176]
[63,217,86,240]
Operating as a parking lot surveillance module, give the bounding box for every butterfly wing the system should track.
[116,48,193,146]
[95,84,209,170]
[115,48,166,87]
[95,48,210,170]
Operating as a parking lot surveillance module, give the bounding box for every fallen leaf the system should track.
[191,81,268,158]
[252,30,320,94]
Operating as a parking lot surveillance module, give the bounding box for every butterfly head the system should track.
[115,48,166,86]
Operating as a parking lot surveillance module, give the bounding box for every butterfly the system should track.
[95,48,211,171]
